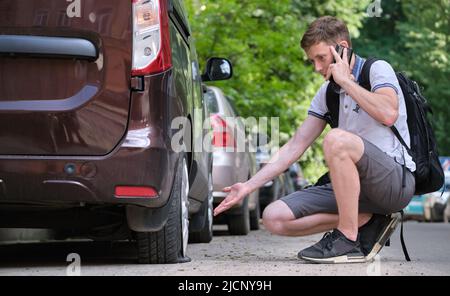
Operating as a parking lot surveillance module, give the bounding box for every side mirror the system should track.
[201,57,233,82]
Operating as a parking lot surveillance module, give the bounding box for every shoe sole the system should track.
[364,214,399,262]
[299,254,367,264]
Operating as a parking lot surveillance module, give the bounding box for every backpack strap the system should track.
[399,210,411,261]
[325,57,380,129]
[391,126,412,153]
[358,57,379,90]
[314,172,331,186]
[324,84,340,128]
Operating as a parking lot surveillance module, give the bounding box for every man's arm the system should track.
[245,115,326,193]
[214,115,326,216]
[328,46,399,127]
[341,80,399,127]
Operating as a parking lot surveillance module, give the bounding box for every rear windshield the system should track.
[204,89,219,113]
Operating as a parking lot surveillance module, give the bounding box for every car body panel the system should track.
[403,195,425,221]
[0,0,132,156]
[0,0,213,233]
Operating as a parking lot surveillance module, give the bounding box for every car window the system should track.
[222,100,235,117]
[226,96,240,116]
[204,89,219,113]
[171,0,191,34]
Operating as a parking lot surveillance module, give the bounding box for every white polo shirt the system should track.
[308,55,416,172]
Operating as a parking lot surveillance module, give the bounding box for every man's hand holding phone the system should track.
[327,45,355,93]
[327,46,354,86]
[213,182,250,216]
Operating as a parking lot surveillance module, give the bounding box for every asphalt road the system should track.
[0,221,449,276]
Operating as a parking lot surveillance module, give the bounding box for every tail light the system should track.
[115,186,159,198]
[210,114,236,148]
[131,0,172,76]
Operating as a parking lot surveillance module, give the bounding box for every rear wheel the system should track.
[250,191,261,230]
[277,177,287,199]
[284,173,296,195]
[227,197,250,235]
[136,156,190,264]
[272,178,286,201]
[444,205,449,223]
[430,203,444,222]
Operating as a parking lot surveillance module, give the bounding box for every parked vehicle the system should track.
[289,162,310,191]
[256,145,298,213]
[203,86,260,235]
[403,195,426,221]
[423,171,450,222]
[0,0,231,264]
[404,171,450,222]
[440,157,450,223]
[444,197,450,223]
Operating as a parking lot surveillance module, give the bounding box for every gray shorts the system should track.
[280,138,415,218]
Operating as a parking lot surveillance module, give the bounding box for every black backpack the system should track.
[322,57,444,196]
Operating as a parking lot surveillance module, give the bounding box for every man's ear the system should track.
[339,40,350,48]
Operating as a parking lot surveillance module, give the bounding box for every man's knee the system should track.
[323,129,363,162]
[323,129,347,158]
[262,201,295,235]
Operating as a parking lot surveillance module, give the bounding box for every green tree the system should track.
[185,0,370,180]
[356,0,450,155]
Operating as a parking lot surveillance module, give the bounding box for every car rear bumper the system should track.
[212,152,244,208]
[0,71,180,209]
[0,145,177,209]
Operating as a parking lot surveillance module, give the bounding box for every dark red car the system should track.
[0,0,231,264]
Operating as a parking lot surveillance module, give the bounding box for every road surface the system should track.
[0,221,449,276]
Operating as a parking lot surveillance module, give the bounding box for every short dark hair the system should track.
[300,16,351,51]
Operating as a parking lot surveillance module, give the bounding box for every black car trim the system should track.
[0,84,98,112]
[0,35,98,60]
[169,10,190,45]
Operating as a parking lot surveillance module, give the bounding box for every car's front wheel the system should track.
[135,156,190,264]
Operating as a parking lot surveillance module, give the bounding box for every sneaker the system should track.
[298,229,366,264]
[359,213,400,261]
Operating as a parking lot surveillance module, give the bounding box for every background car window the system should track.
[222,100,235,117]
[204,89,219,113]
[226,96,240,116]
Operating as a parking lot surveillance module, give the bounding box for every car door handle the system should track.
[0,35,98,61]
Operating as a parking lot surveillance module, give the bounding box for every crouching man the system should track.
[214,16,415,264]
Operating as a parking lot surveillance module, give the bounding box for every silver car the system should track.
[204,86,260,235]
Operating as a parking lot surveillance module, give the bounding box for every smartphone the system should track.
[329,44,353,93]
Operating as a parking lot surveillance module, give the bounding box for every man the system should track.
[213,16,416,264]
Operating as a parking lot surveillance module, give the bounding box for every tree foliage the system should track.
[184,0,449,181]
[185,0,370,180]
[356,0,450,155]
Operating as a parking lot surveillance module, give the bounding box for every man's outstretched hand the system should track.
[213,182,249,217]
